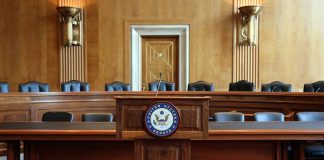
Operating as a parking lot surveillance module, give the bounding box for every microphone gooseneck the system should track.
[155,73,162,97]
[316,87,321,92]
[271,86,277,92]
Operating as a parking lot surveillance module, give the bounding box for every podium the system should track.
[115,96,210,160]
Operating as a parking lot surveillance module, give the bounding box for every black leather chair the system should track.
[61,80,90,92]
[188,81,214,91]
[304,81,324,92]
[261,81,292,92]
[42,112,73,122]
[149,81,175,91]
[105,81,130,91]
[296,112,324,159]
[0,82,8,93]
[213,112,244,122]
[254,112,284,121]
[229,80,255,91]
[19,81,49,92]
[82,113,113,122]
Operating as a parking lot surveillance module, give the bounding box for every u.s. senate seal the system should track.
[144,102,180,137]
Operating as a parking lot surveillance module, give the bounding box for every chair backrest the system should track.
[105,81,131,91]
[304,81,324,92]
[42,112,73,122]
[0,82,9,93]
[296,112,324,121]
[61,80,90,92]
[213,112,244,122]
[82,113,113,122]
[254,112,284,122]
[261,81,292,92]
[19,81,49,92]
[149,81,175,91]
[229,80,255,91]
[188,81,215,91]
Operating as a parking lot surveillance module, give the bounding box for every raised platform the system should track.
[0,91,323,122]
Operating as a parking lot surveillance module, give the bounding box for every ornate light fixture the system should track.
[57,6,82,46]
[238,5,262,45]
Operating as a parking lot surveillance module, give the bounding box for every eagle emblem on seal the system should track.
[144,102,180,137]
[153,111,170,126]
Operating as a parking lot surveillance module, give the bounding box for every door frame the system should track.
[129,24,189,91]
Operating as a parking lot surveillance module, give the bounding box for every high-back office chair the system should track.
[82,113,113,122]
[213,112,244,122]
[188,81,215,91]
[229,80,255,91]
[296,112,324,159]
[304,81,324,92]
[149,81,175,91]
[105,81,130,91]
[19,81,49,92]
[261,81,292,92]
[42,111,73,122]
[61,80,90,92]
[0,82,9,93]
[254,112,285,121]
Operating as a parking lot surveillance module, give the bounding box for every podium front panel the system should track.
[115,96,210,139]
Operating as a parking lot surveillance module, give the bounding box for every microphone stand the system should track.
[155,73,162,97]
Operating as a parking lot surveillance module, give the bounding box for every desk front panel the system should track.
[0,91,324,123]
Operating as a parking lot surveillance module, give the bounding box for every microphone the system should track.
[155,73,162,97]
[271,86,277,92]
[316,87,321,92]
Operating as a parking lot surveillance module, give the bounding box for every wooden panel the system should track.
[233,0,262,88]
[260,0,324,91]
[121,104,202,132]
[178,106,201,131]
[0,91,324,124]
[0,103,30,122]
[142,37,178,90]
[123,105,146,131]
[1,91,324,124]
[30,141,133,160]
[191,141,280,160]
[0,0,59,91]
[92,0,233,91]
[2,111,29,122]
[135,140,190,160]
[116,96,209,139]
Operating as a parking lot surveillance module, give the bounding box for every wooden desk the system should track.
[1,92,324,159]
[1,122,324,160]
[0,91,324,122]
[209,121,324,140]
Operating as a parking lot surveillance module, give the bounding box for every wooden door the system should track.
[142,37,178,91]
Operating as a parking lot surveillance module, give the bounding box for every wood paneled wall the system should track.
[0,0,59,92]
[0,0,323,91]
[88,0,233,91]
[260,0,324,91]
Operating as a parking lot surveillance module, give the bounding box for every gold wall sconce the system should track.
[57,6,82,46]
[238,5,262,45]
